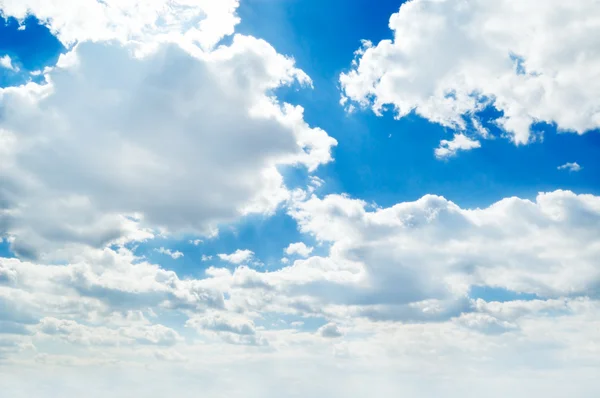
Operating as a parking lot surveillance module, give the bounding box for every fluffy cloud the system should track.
[0,35,336,259]
[558,162,583,172]
[341,0,600,146]
[0,190,599,396]
[284,242,313,258]
[0,0,240,49]
[0,55,17,71]
[218,249,254,265]
[288,189,600,304]
[434,133,481,159]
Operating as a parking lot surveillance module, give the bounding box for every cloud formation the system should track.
[341,0,600,146]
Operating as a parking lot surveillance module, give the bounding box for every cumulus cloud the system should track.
[288,189,600,305]
[0,0,241,49]
[317,322,342,338]
[284,242,314,258]
[341,0,600,145]
[558,162,583,172]
[155,247,184,259]
[0,191,599,395]
[218,249,254,265]
[0,35,335,259]
[434,133,481,159]
[0,55,17,71]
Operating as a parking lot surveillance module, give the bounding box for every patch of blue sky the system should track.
[469,286,539,303]
[0,238,15,258]
[131,208,325,278]
[0,15,65,87]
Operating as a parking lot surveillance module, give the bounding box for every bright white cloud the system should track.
[558,162,583,172]
[0,36,336,260]
[155,247,184,259]
[287,189,600,303]
[0,55,17,71]
[434,133,481,159]
[0,190,599,396]
[284,242,314,257]
[341,0,600,145]
[0,0,241,49]
[218,249,254,264]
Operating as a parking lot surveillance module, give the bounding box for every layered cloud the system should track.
[341,0,600,146]
[0,190,599,396]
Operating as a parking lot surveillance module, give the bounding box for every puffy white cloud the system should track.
[218,249,254,265]
[558,162,583,172]
[341,0,600,145]
[284,242,314,257]
[0,36,336,259]
[155,247,184,259]
[434,133,481,159]
[0,55,17,71]
[0,0,240,49]
[0,191,599,396]
[288,189,600,304]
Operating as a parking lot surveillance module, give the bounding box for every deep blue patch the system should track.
[0,238,15,259]
[0,15,65,87]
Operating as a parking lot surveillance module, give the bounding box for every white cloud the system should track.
[0,55,18,71]
[0,0,241,50]
[0,36,336,260]
[189,239,203,246]
[284,242,314,258]
[317,322,342,338]
[201,255,213,262]
[434,133,481,159]
[155,247,184,259]
[218,249,254,265]
[341,0,600,145]
[288,189,600,303]
[0,191,599,396]
[558,162,583,172]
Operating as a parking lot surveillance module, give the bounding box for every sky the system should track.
[0,1,599,397]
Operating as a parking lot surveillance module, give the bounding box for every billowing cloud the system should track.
[284,242,314,258]
[288,189,600,305]
[341,0,600,145]
[218,249,254,265]
[434,133,481,159]
[0,36,336,259]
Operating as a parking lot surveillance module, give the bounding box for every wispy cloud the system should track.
[155,247,184,259]
[558,162,582,172]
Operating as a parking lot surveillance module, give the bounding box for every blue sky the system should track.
[1,1,600,397]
